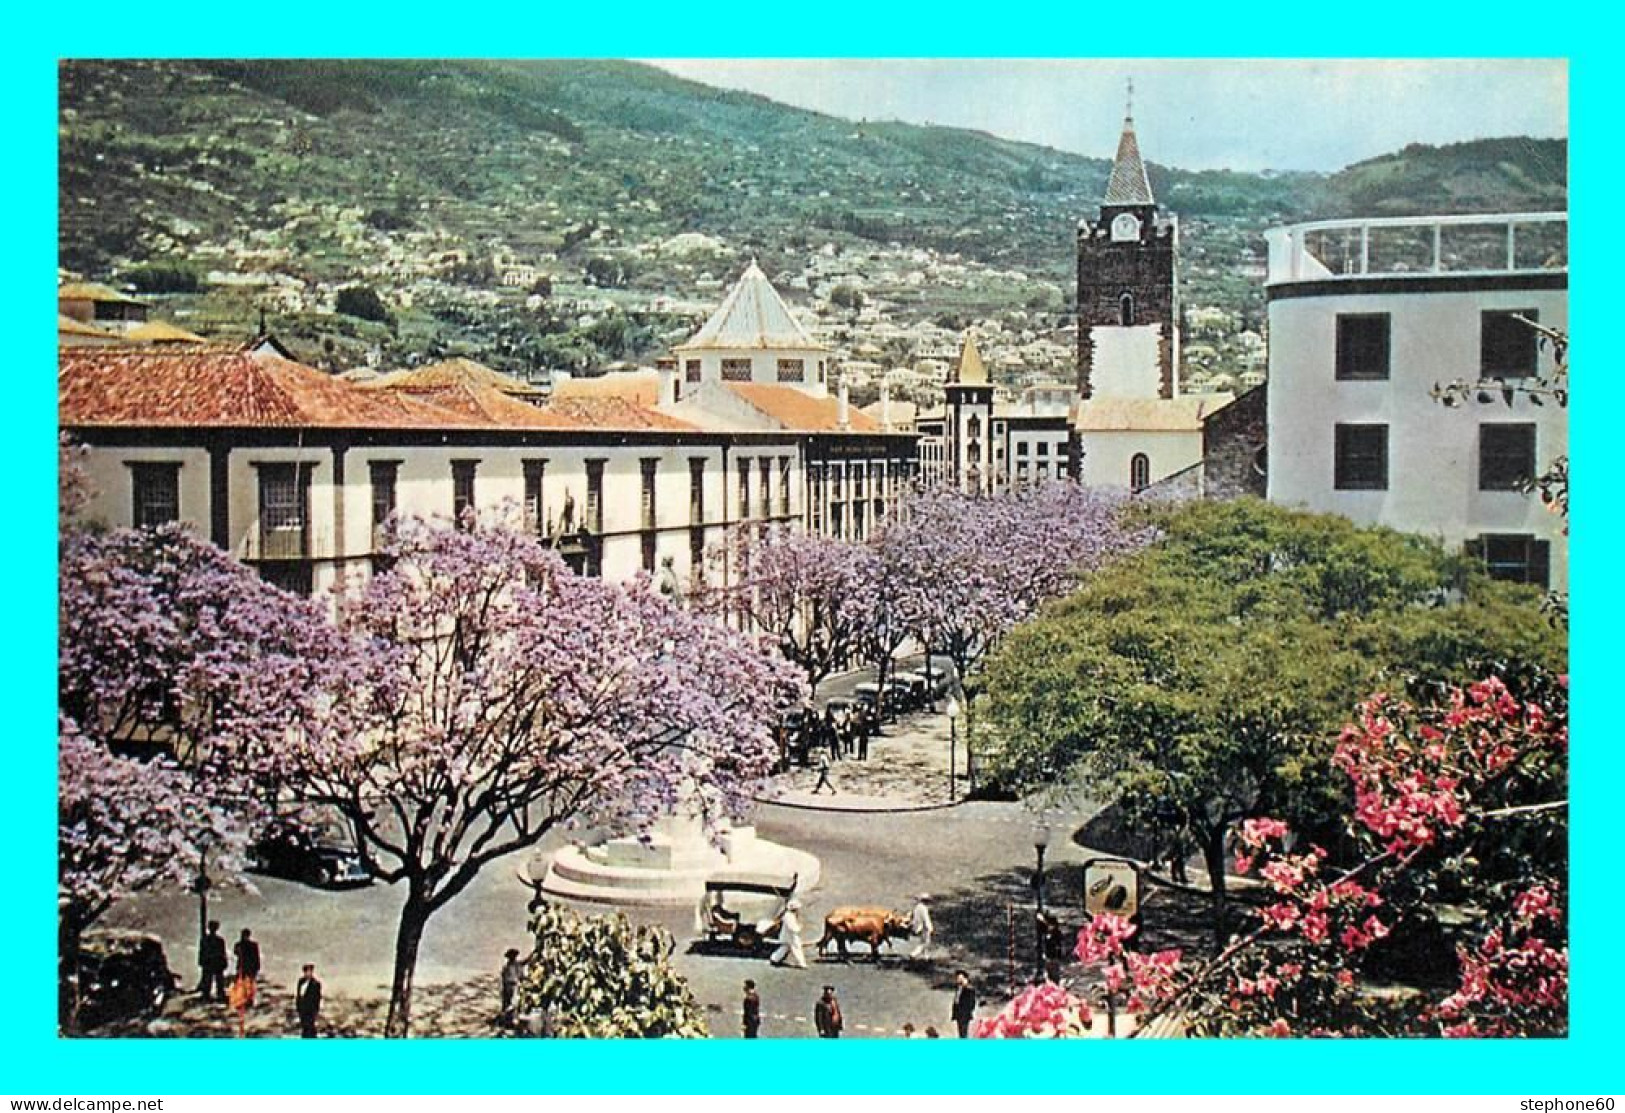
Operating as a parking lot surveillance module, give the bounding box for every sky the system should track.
[647,59,1567,173]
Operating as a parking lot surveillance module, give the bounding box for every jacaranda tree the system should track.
[58,522,362,1029]
[285,517,801,1036]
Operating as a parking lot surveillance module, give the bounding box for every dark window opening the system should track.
[522,459,546,536]
[451,460,478,529]
[370,460,400,547]
[1336,314,1391,380]
[258,462,311,559]
[1481,309,1539,377]
[585,460,605,533]
[1119,293,1136,326]
[1130,453,1151,492]
[1467,533,1551,588]
[129,462,181,529]
[1334,424,1389,491]
[1479,424,1537,491]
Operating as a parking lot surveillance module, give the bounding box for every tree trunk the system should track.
[385,891,432,1038]
[1202,825,1229,954]
[59,915,83,1035]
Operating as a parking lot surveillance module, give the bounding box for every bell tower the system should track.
[1076,82,1179,400]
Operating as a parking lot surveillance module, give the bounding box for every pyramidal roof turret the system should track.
[679,260,826,351]
[1102,89,1154,207]
[953,332,989,386]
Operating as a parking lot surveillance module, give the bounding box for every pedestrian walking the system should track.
[769,898,808,968]
[951,970,978,1038]
[295,963,322,1038]
[908,893,935,960]
[499,947,526,1027]
[814,985,843,1038]
[810,751,836,796]
[741,978,761,1038]
[232,928,261,999]
[195,919,228,1002]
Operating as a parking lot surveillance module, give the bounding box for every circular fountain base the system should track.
[532,819,821,910]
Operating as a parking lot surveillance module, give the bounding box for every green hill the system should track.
[57,60,1566,376]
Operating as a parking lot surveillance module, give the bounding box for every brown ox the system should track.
[815,906,912,961]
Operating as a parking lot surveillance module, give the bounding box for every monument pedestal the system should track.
[534,813,821,909]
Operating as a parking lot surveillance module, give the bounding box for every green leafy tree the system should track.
[514,903,707,1037]
[981,499,1565,946]
[334,284,392,323]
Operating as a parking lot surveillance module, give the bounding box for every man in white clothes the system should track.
[909,893,935,960]
[770,898,808,968]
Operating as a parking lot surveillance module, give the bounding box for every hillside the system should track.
[57,60,1566,386]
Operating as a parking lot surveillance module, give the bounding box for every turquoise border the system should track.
[9,3,1610,1094]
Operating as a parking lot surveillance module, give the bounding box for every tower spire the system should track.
[1102,86,1154,207]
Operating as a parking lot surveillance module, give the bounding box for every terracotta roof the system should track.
[1071,394,1232,433]
[550,369,663,406]
[1103,117,1155,207]
[125,320,208,344]
[725,383,881,433]
[544,395,695,431]
[370,380,581,429]
[369,357,545,398]
[59,282,146,306]
[676,262,825,352]
[59,347,499,430]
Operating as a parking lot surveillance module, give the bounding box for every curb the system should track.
[753,794,962,816]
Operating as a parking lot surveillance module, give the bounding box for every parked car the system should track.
[895,670,942,703]
[250,810,372,888]
[851,683,889,722]
[75,929,179,1030]
[883,677,919,713]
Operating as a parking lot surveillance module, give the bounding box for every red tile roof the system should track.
[725,383,881,433]
[550,370,663,406]
[59,347,504,430]
[545,395,695,431]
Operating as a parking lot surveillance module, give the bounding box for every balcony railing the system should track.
[1266,213,1566,286]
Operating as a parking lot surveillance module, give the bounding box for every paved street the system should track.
[101,688,1121,1039]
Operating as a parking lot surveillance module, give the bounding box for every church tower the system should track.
[944,333,995,495]
[1075,87,1179,400]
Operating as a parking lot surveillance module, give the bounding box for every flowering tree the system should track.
[58,523,360,1028]
[694,526,869,697]
[982,499,1565,944]
[977,674,1568,1039]
[285,518,801,1036]
[884,482,1149,711]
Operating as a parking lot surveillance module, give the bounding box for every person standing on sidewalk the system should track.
[951,970,978,1038]
[232,928,261,1001]
[195,920,228,1003]
[814,985,843,1038]
[741,979,761,1038]
[499,947,526,1027]
[295,963,322,1038]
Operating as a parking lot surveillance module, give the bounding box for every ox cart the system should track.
[696,871,799,951]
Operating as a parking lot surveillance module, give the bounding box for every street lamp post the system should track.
[1032,820,1052,982]
[945,696,960,803]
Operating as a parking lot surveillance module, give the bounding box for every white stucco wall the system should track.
[1086,324,1164,399]
[1267,281,1568,590]
[1077,429,1204,489]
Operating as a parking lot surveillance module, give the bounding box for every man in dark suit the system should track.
[295,963,322,1038]
[814,985,842,1038]
[951,970,978,1038]
[233,928,262,1000]
[195,920,228,1002]
[741,979,761,1039]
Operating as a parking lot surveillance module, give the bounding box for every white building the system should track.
[1265,212,1568,590]
[61,266,918,597]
